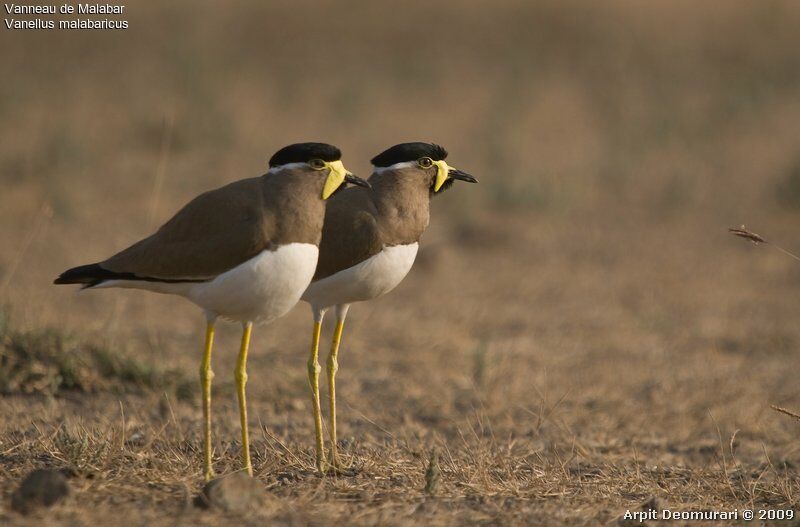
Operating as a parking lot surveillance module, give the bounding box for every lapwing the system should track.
[301,142,477,470]
[54,143,368,481]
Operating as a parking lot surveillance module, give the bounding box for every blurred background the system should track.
[2,0,799,323]
[3,0,800,521]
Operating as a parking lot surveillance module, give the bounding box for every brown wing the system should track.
[101,177,274,280]
[313,188,383,281]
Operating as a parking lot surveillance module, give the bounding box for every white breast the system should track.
[302,242,418,310]
[189,243,319,323]
[96,243,319,324]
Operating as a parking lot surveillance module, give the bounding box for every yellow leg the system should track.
[235,321,253,476]
[327,318,345,468]
[199,321,216,482]
[308,321,326,473]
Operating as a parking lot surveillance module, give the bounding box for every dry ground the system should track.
[3,1,800,525]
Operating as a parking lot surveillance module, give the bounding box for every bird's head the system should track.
[269,142,370,199]
[370,142,477,195]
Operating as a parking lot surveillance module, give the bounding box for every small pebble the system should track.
[11,469,71,514]
[195,472,265,514]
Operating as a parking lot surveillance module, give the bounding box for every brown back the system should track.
[102,168,328,280]
[313,166,433,281]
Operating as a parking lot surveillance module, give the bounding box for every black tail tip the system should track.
[53,263,106,287]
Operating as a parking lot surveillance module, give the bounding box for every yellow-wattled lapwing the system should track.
[301,142,476,470]
[54,143,368,480]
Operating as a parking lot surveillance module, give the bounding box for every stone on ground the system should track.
[195,472,265,514]
[11,469,71,514]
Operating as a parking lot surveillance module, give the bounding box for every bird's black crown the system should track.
[371,142,448,167]
[269,143,342,167]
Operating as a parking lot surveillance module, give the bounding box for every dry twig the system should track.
[424,450,440,495]
[729,225,800,262]
[771,405,800,422]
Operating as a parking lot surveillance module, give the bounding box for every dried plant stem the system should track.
[771,405,800,421]
[147,112,175,229]
[424,450,440,495]
[143,112,175,350]
[728,225,800,263]
[0,202,53,299]
[771,245,800,263]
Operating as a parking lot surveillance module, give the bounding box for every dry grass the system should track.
[3,0,800,525]
[0,313,195,397]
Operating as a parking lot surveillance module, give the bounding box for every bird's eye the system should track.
[308,159,326,170]
[418,157,434,168]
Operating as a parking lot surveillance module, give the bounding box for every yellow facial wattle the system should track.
[433,160,454,193]
[321,160,350,199]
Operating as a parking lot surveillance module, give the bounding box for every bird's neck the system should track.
[260,172,327,246]
[369,169,431,243]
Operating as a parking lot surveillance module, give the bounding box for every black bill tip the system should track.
[345,174,371,189]
[448,169,477,183]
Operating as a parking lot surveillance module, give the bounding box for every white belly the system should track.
[302,242,418,310]
[96,243,319,323]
